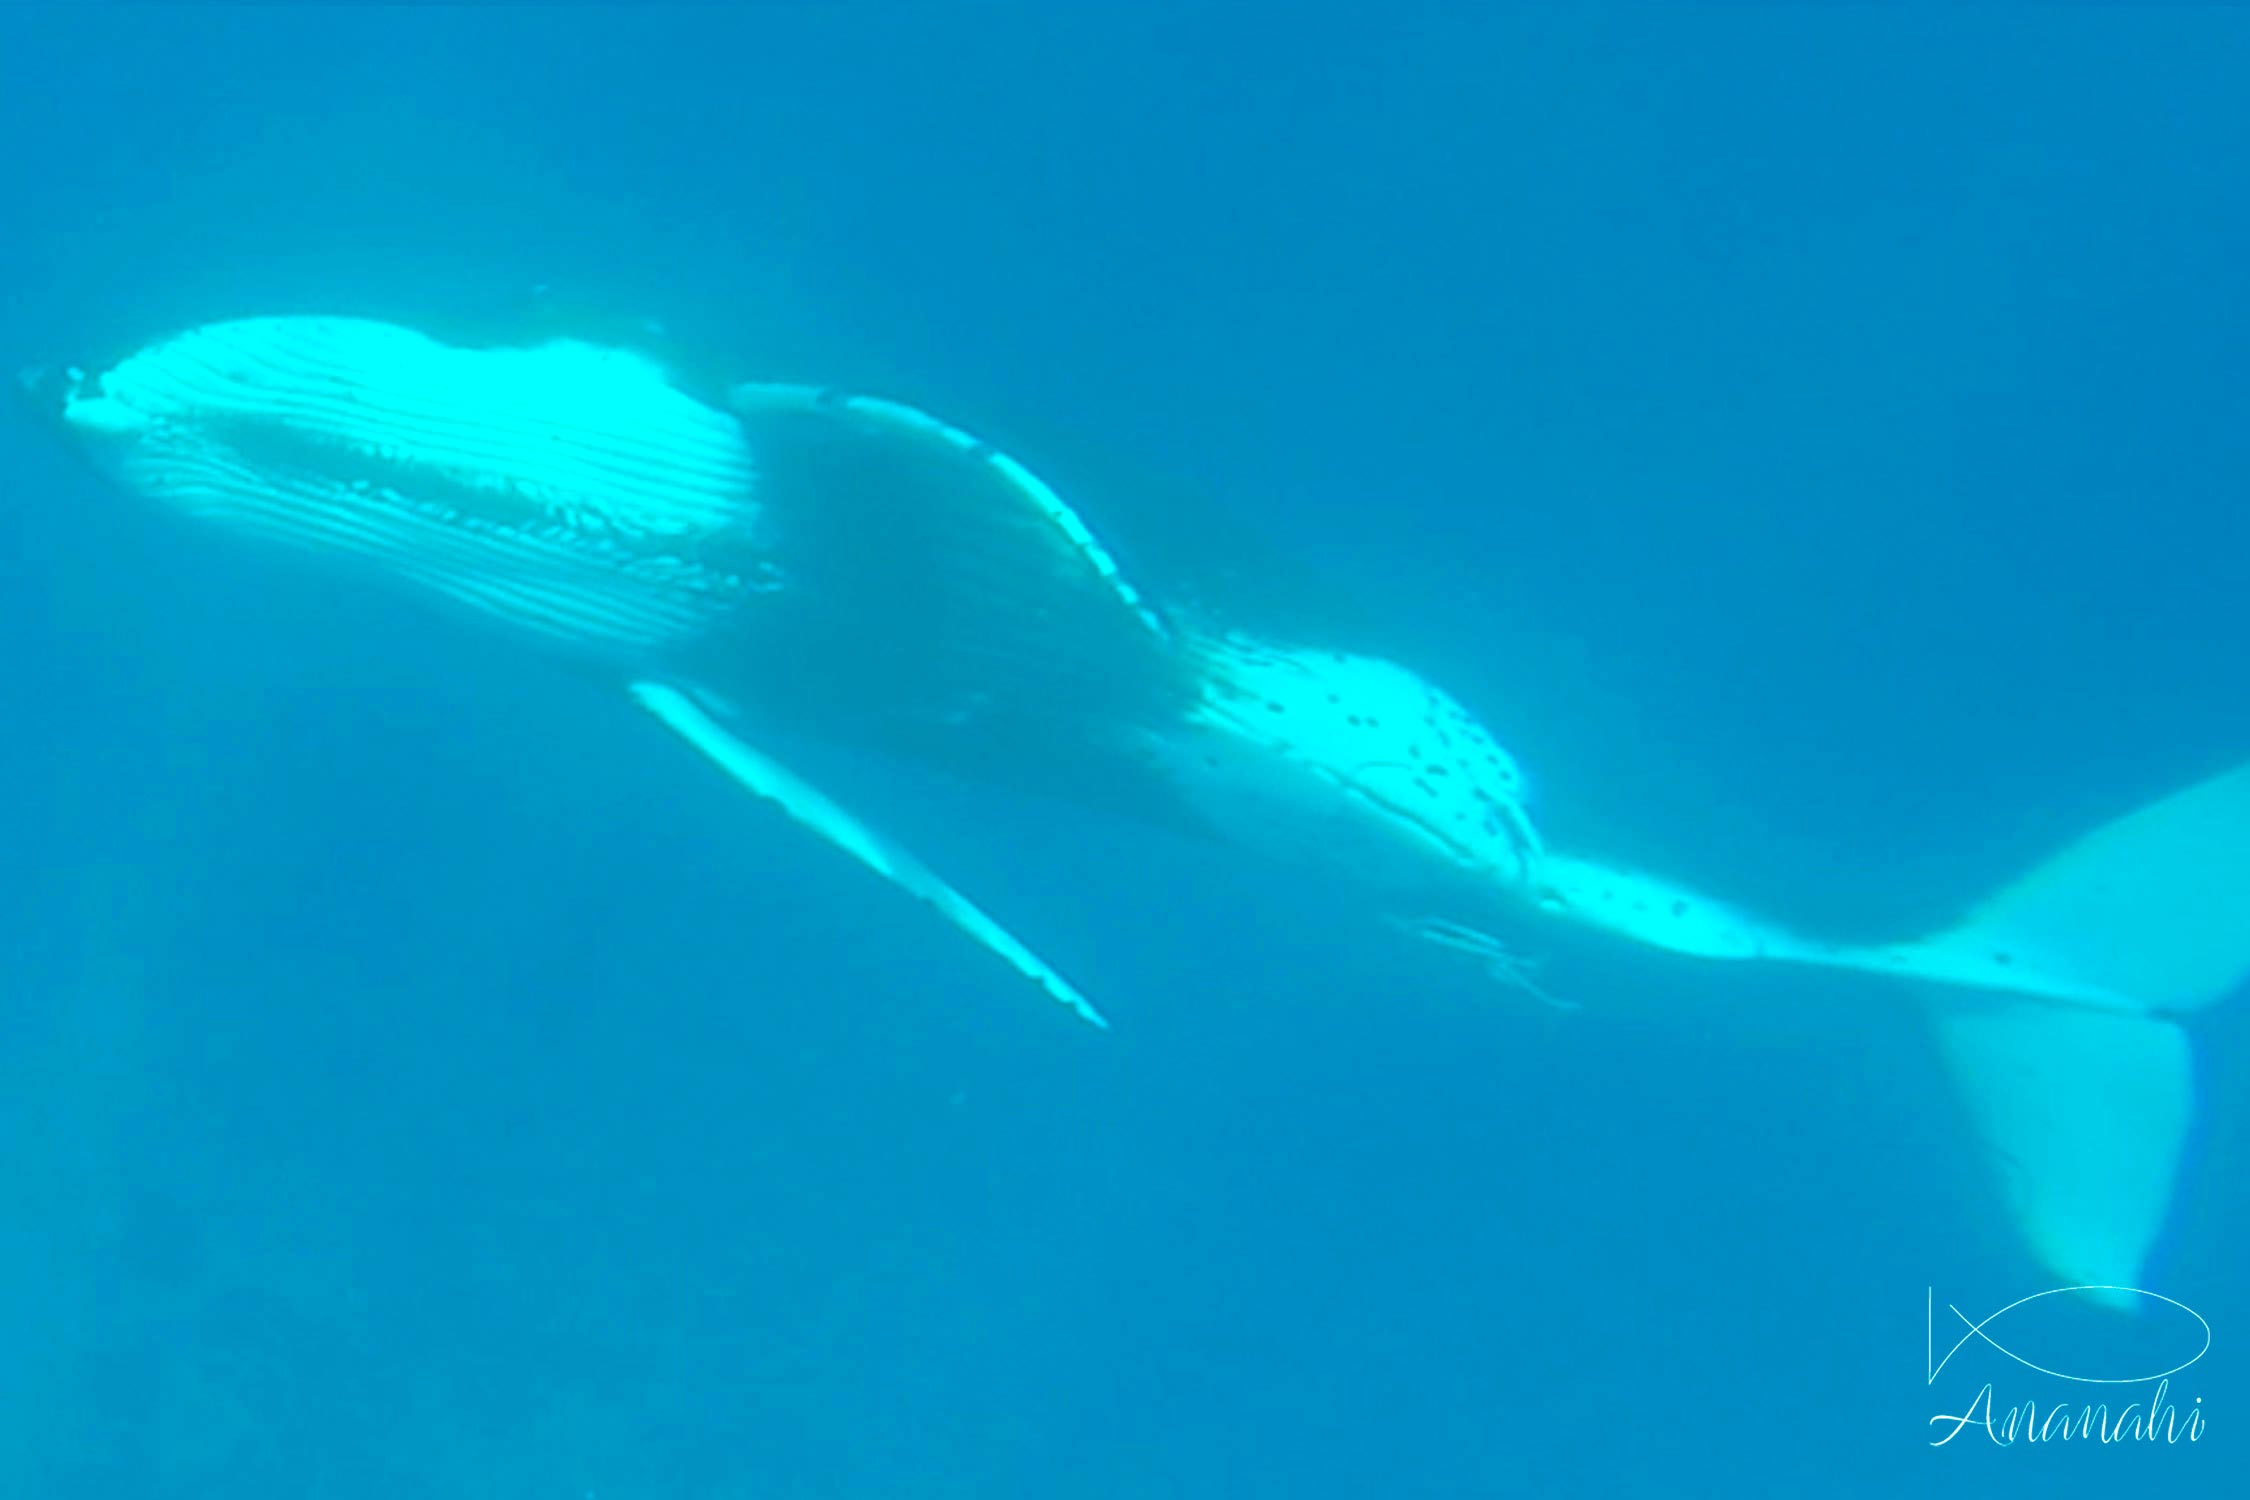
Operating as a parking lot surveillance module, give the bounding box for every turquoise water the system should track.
[1,6,2243,1494]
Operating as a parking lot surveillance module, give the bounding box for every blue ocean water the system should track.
[1,5,2244,1495]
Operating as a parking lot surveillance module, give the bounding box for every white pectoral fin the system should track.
[724,381,1167,642]
[630,681,1108,1029]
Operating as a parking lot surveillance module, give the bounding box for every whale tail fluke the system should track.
[1918,761,2250,1295]
[1928,761,2250,1017]
[1924,1000,2192,1299]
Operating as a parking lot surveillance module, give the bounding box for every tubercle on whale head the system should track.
[33,360,163,490]
[17,362,147,497]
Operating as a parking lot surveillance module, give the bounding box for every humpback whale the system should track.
[26,314,2250,1302]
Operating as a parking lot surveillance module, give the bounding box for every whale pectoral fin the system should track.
[720,383,1183,756]
[725,381,1163,638]
[630,681,1108,1029]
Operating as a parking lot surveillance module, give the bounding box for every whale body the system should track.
[28,313,2250,1300]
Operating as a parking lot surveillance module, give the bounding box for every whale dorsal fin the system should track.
[630,679,1107,1029]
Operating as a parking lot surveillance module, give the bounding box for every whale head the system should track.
[30,316,767,655]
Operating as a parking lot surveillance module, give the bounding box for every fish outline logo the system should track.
[1927,1285,2210,1386]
